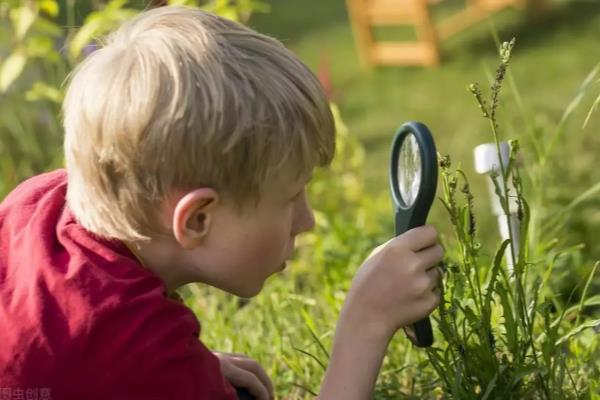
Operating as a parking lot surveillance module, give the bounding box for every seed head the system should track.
[468,82,489,118]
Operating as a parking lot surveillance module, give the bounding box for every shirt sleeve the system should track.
[83,292,238,400]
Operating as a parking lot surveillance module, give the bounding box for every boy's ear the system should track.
[172,188,219,250]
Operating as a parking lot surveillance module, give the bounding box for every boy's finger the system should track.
[228,364,271,400]
[229,356,273,397]
[426,266,443,293]
[400,225,438,251]
[417,244,444,269]
[215,352,274,397]
[368,238,394,258]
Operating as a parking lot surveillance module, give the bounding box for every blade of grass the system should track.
[575,261,599,327]
[555,319,600,346]
[545,62,600,161]
[582,88,600,129]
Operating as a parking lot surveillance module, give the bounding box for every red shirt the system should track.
[0,170,237,400]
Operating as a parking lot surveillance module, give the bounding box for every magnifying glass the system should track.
[389,121,438,348]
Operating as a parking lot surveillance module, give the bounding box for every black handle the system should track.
[404,318,434,347]
[236,387,255,400]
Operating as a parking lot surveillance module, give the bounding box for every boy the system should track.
[0,6,443,400]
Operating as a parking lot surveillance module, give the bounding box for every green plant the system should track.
[425,39,599,399]
[511,59,600,296]
[0,0,65,195]
[0,0,272,198]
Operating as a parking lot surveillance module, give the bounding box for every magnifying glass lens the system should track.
[398,133,422,207]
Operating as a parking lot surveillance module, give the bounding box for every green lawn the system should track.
[250,0,600,253]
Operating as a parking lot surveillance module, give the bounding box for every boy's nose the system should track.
[300,207,316,233]
[293,195,315,235]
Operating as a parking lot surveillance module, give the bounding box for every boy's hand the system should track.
[214,352,273,400]
[318,225,444,400]
[344,225,443,340]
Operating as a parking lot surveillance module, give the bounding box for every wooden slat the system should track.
[436,5,487,40]
[345,0,544,67]
[345,0,377,68]
[478,0,521,10]
[365,0,416,25]
[437,0,517,40]
[371,42,439,66]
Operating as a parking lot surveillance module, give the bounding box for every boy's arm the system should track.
[84,294,239,400]
[318,312,391,399]
[318,226,443,399]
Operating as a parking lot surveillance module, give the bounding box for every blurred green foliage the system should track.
[249,0,600,260]
[0,0,64,195]
[0,0,269,195]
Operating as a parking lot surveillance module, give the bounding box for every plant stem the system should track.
[488,94,551,400]
[67,0,75,29]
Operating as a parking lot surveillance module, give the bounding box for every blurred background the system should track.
[1,0,599,291]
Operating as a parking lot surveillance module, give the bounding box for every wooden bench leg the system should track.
[413,0,440,66]
[345,0,376,69]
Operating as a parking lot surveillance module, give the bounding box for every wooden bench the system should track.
[345,0,546,67]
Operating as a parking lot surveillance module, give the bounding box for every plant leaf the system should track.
[11,4,37,40]
[575,261,599,326]
[583,89,600,129]
[39,0,59,17]
[483,239,510,319]
[0,49,27,92]
[561,294,600,319]
[25,81,63,103]
[497,281,517,353]
[546,62,600,156]
[481,373,498,400]
[555,319,600,346]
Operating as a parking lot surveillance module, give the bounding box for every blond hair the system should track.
[63,6,335,242]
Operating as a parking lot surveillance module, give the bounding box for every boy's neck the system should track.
[124,238,188,295]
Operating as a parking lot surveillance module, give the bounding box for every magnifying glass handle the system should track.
[396,212,435,348]
[236,387,255,400]
[404,319,433,347]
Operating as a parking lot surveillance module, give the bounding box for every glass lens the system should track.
[397,133,422,207]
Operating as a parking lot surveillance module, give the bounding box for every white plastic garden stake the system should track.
[474,142,520,270]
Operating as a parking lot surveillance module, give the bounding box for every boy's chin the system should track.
[225,266,286,298]
[231,281,265,299]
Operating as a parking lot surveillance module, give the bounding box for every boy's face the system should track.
[176,172,315,298]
